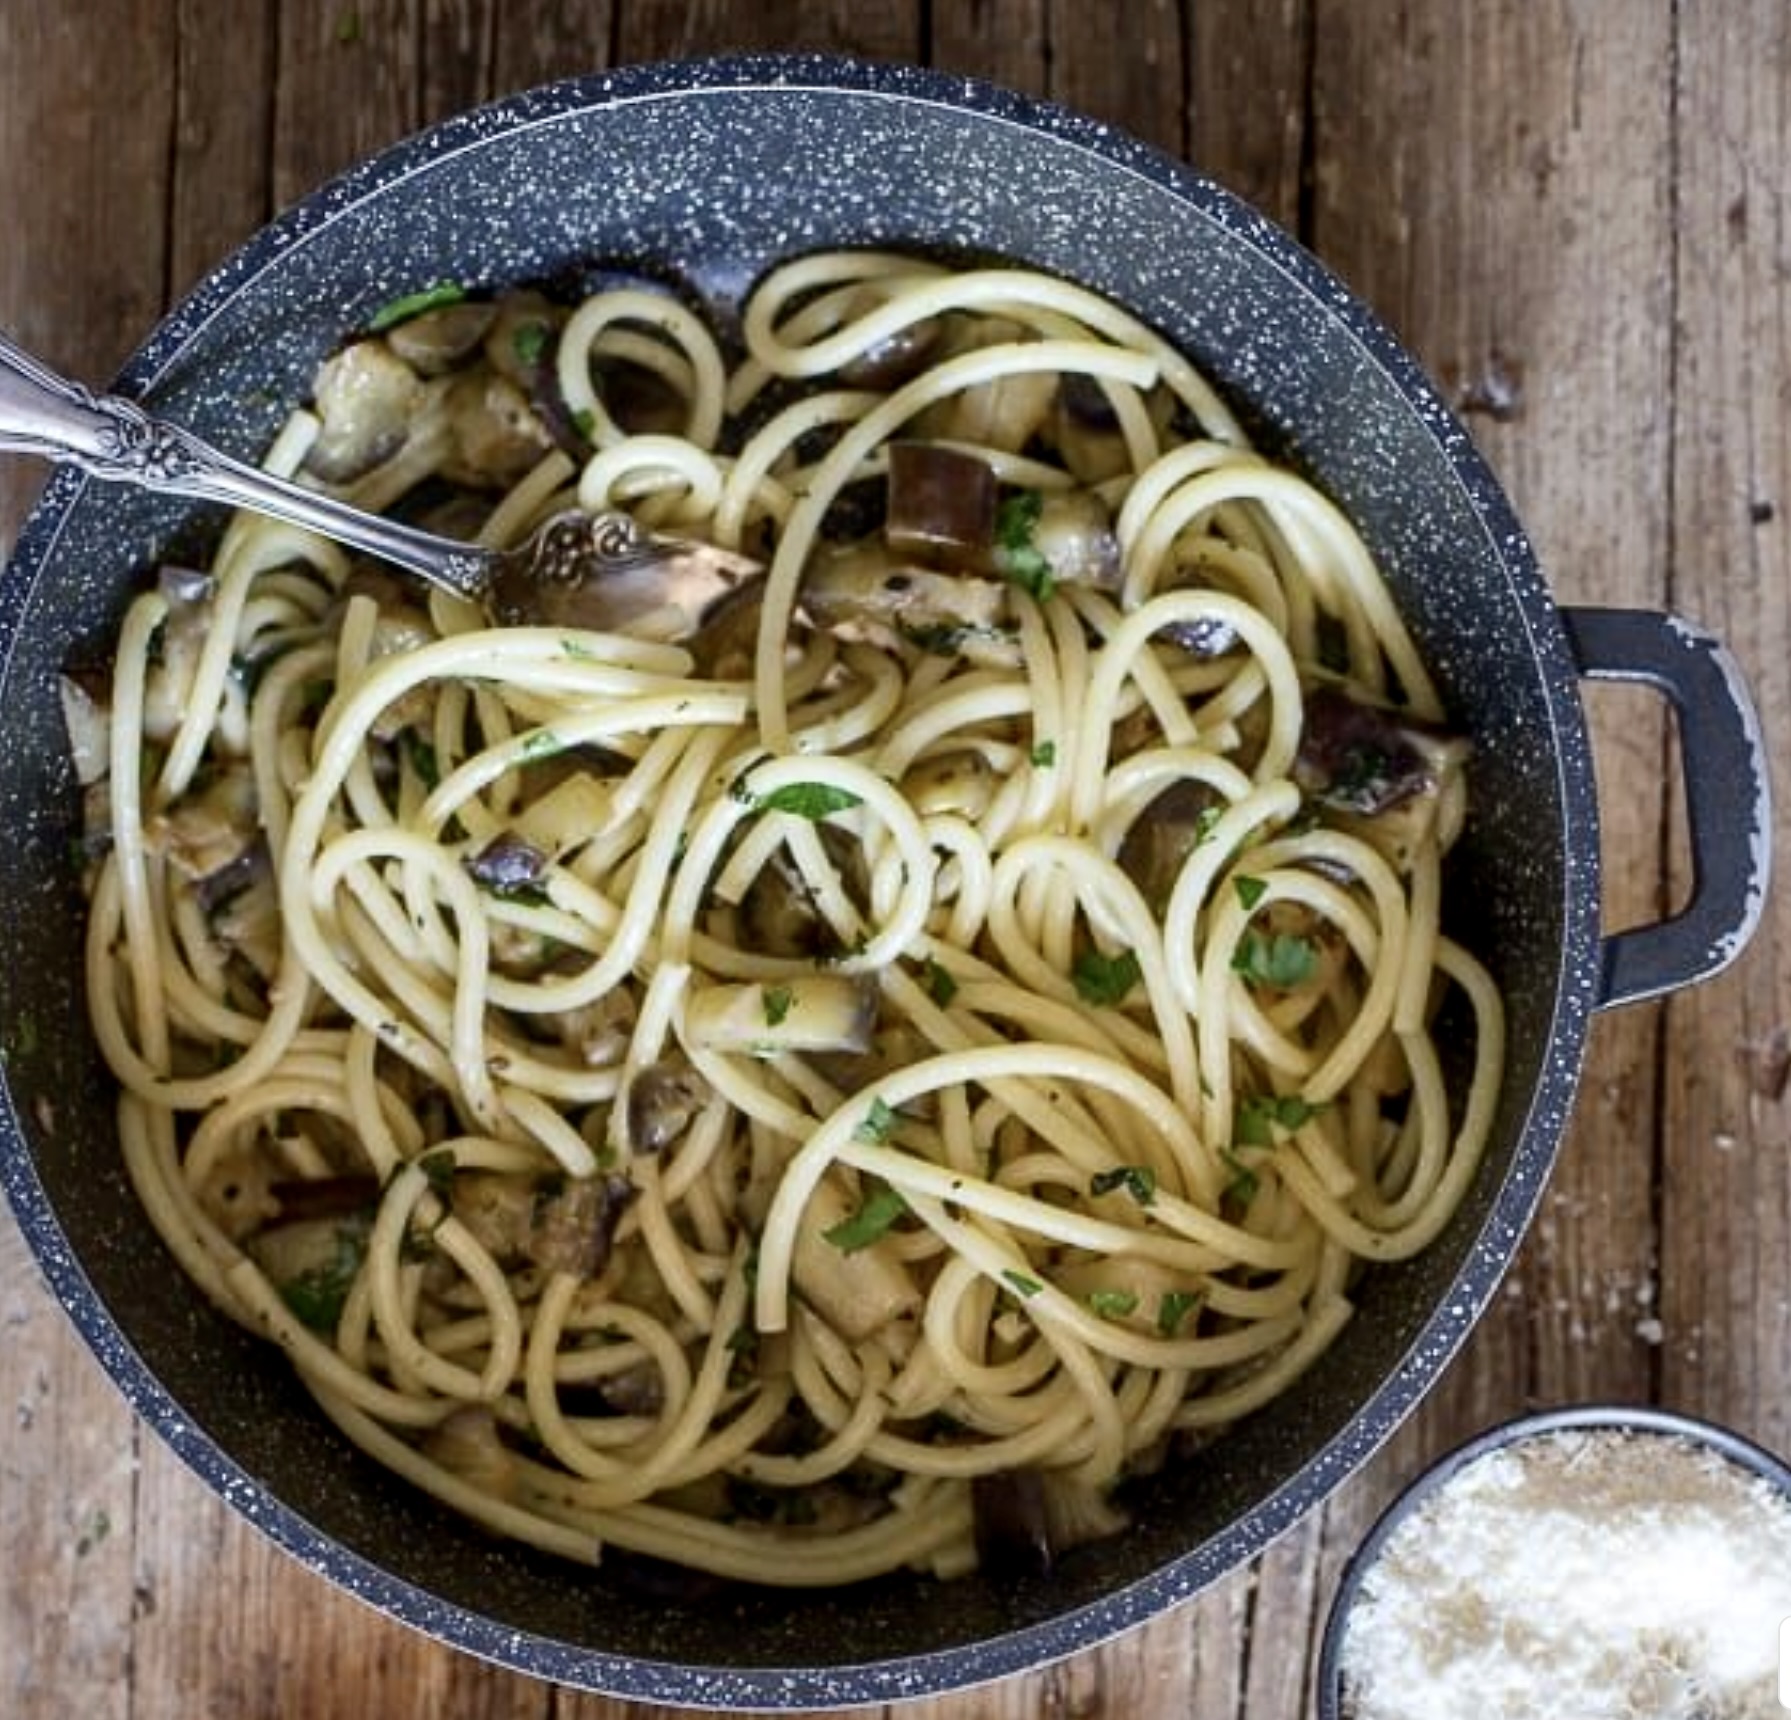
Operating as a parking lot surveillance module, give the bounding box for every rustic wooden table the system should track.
[1,3,1785,1716]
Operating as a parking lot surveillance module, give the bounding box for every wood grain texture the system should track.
[0,3,1785,1716]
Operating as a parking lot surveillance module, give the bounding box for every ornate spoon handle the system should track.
[0,329,491,601]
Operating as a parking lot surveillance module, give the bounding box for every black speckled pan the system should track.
[0,56,1771,1709]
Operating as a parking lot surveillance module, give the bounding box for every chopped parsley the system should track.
[1090,1164,1157,1207]
[1072,945,1142,1007]
[519,728,566,763]
[1234,874,1269,911]
[994,491,1056,601]
[278,1215,371,1334]
[1235,1092,1323,1146]
[1030,739,1057,768]
[1157,1289,1203,1337]
[512,321,551,368]
[852,1096,898,1145]
[822,1182,909,1253]
[1220,1148,1262,1206]
[1232,928,1319,989]
[1087,1289,1140,1321]
[400,729,440,788]
[752,781,865,820]
[761,985,794,1027]
[923,958,959,1007]
[1002,1268,1043,1299]
[417,1149,457,1196]
[367,280,466,332]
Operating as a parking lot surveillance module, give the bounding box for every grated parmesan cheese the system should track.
[1335,1425,1791,1720]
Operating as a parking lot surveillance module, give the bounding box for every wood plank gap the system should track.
[1294,0,1319,245]
[1648,0,1688,1410]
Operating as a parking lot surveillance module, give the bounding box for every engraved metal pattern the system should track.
[85,396,212,484]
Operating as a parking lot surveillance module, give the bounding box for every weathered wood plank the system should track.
[0,3,178,1711]
[615,0,921,65]
[1661,0,1791,1456]
[1188,0,1311,233]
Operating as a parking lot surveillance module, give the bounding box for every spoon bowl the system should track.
[0,327,756,633]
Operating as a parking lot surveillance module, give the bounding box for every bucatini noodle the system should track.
[67,251,1504,1585]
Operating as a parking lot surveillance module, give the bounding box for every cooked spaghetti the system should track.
[70,252,1504,1585]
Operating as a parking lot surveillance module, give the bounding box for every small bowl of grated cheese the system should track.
[1317,1405,1791,1720]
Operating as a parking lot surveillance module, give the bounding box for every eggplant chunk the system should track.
[791,1171,921,1343]
[421,1405,519,1499]
[885,442,998,571]
[683,976,879,1057]
[1029,489,1122,590]
[385,301,497,375]
[304,339,426,483]
[1115,778,1225,912]
[801,538,1010,657]
[624,1057,712,1157]
[737,825,870,961]
[1295,685,1471,868]
[451,1169,637,1279]
[147,763,260,884]
[439,367,555,489]
[59,665,112,787]
[972,1466,1131,1579]
[837,299,945,390]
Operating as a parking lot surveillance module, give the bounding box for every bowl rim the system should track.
[1313,1402,1791,1719]
[0,50,1601,1709]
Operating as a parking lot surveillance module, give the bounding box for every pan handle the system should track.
[1561,606,1771,1010]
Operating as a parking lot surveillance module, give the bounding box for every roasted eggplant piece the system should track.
[885,442,997,571]
[303,339,426,484]
[1115,778,1225,912]
[683,975,879,1057]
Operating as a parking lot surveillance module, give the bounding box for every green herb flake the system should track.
[1072,946,1142,1007]
[1234,874,1269,911]
[519,728,566,763]
[994,491,1056,601]
[1221,1149,1262,1207]
[559,636,598,660]
[278,1215,371,1334]
[334,6,361,45]
[418,1149,457,1196]
[1236,1092,1323,1147]
[1231,928,1319,990]
[512,321,551,368]
[923,958,960,1008]
[1087,1289,1140,1321]
[822,1182,909,1253]
[1157,1289,1203,1337]
[1030,739,1057,768]
[367,280,466,333]
[1090,1164,1157,1207]
[1002,1268,1044,1299]
[400,729,440,789]
[571,407,597,441]
[753,781,864,820]
[761,985,794,1027]
[1194,805,1225,847]
[852,1096,898,1145]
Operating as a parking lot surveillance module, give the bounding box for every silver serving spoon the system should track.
[0,329,758,634]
